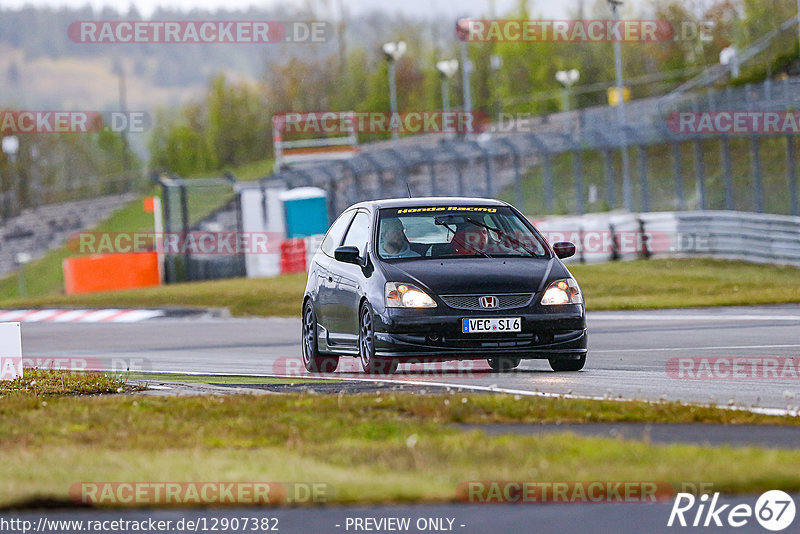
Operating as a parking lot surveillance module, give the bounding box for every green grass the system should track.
[0,259,797,316]
[0,369,134,396]
[0,158,274,301]
[0,195,156,300]
[0,272,307,316]
[2,389,800,508]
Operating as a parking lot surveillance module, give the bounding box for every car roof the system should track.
[348,197,511,210]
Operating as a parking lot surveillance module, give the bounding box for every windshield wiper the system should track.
[434,219,492,258]
[464,217,541,257]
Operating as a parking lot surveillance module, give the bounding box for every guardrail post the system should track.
[426,151,438,197]
[440,142,465,196]
[603,150,614,209]
[528,134,554,213]
[751,136,764,212]
[359,153,385,199]
[721,137,734,210]
[573,149,584,215]
[498,138,523,209]
[693,139,706,210]
[638,145,648,212]
[179,180,192,281]
[672,142,685,211]
[539,153,552,212]
[318,167,338,224]
[787,134,799,216]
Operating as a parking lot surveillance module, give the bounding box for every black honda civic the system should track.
[301,197,587,374]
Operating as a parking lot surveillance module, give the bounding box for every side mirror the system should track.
[552,241,576,259]
[334,245,362,265]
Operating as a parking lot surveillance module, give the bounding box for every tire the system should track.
[359,303,398,374]
[549,354,586,372]
[488,357,521,372]
[302,301,339,373]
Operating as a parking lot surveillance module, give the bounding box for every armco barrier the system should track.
[536,210,800,267]
[63,251,160,294]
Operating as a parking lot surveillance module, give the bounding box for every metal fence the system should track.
[155,173,246,283]
[258,75,800,220]
[156,75,800,283]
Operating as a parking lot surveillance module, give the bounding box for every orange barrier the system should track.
[280,238,307,274]
[63,252,160,295]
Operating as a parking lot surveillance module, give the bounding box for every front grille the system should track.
[440,293,534,310]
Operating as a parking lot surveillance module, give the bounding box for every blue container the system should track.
[282,189,329,238]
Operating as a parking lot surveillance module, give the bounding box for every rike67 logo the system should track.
[668,491,796,531]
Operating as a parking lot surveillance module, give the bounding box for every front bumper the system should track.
[373,305,587,360]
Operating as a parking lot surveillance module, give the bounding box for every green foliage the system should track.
[144,0,800,175]
[149,76,269,175]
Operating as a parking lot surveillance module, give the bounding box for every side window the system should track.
[320,210,355,257]
[341,211,371,256]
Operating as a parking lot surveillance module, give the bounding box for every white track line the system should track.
[593,344,800,353]
[590,314,800,321]
[130,370,800,417]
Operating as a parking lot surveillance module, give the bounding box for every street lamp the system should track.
[720,46,739,78]
[608,0,633,212]
[382,40,406,140]
[1,135,19,221]
[555,69,580,111]
[455,19,474,115]
[435,59,459,112]
[490,54,503,116]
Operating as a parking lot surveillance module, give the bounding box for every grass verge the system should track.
[2,384,800,507]
[0,259,797,316]
[0,369,134,396]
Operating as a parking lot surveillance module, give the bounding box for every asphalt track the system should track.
[19,304,800,411]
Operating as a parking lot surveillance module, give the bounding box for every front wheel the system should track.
[549,354,586,372]
[359,303,398,374]
[488,357,520,372]
[302,301,339,373]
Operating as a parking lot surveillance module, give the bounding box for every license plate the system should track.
[462,317,522,333]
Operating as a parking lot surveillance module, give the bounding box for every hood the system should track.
[380,256,565,295]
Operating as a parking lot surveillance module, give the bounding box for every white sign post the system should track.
[0,322,22,381]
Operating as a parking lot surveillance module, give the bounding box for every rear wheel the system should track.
[359,303,398,374]
[302,301,339,373]
[549,354,586,372]
[488,357,521,372]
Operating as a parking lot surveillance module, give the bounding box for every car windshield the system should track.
[377,206,548,260]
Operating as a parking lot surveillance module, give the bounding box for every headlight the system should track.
[385,282,437,308]
[541,278,583,305]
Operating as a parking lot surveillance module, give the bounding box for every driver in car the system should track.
[451,224,490,255]
[379,218,421,258]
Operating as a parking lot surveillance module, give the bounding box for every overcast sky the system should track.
[0,0,574,18]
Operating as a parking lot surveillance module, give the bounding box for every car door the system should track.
[327,209,372,347]
[314,209,356,337]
